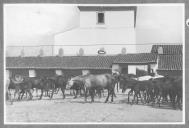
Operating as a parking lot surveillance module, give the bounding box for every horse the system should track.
[22,77,54,100]
[53,75,68,99]
[82,74,117,103]
[67,75,88,99]
[120,74,155,104]
[39,78,56,99]
[172,77,182,110]
[9,78,33,101]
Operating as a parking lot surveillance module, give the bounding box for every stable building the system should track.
[151,45,183,76]
[6,45,183,78]
[6,56,115,79]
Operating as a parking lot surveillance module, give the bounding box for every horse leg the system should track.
[84,88,88,102]
[102,89,105,97]
[105,89,110,103]
[18,90,23,101]
[113,90,117,97]
[36,88,38,97]
[98,90,102,99]
[73,90,77,99]
[39,89,43,100]
[70,89,73,96]
[111,89,114,102]
[89,89,94,102]
[61,87,65,99]
[19,90,24,100]
[116,83,119,92]
[128,90,132,103]
[136,92,139,104]
[50,89,54,100]
[158,95,162,107]
[26,90,32,100]
[132,91,137,104]
[14,90,17,101]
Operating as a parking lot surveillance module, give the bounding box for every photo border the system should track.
[0,0,188,128]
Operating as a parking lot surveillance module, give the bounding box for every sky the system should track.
[4,4,184,55]
[4,4,79,45]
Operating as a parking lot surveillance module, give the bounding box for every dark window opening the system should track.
[97,12,105,24]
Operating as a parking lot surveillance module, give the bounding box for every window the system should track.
[29,70,36,77]
[97,12,105,24]
[55,70,62,76]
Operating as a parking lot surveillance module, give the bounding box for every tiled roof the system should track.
[6,54,183,71]
[151,45,182,55]
[157,55,182,70]
[6,56,116,70]
[114,53,157,64]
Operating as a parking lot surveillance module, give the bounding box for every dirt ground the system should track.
[5,90,183,123]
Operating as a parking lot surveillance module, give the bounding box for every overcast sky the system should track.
[4,4,184,51]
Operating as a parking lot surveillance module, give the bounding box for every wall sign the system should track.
[98,50,106,54]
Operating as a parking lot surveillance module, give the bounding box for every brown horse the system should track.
[67,74,117,103]
[9,78,33,101]
[67,75,88,98]
[83,74,117,103]
[53,75,68,99]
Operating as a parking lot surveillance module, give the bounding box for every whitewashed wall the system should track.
[54,10,136,55]
[128,65,136,75]
[80,11,134,28]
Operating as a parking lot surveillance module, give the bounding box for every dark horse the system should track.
[53,75,68,99]
[24,77,55,100]
[9,78,33,101]
[120,74,154,104]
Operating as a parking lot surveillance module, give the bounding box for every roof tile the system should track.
[114,53,157,64]
[158,55,182,70]
[151,45,182,55]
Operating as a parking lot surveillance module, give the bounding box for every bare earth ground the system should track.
[5,90,183,123]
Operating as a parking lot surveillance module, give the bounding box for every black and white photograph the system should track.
[4,3,185,124]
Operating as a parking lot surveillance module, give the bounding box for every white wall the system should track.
[128,65,136,75]
[5,5,183,56]
[55,10,136,55]
[136,65,148,71]
[55,70,63,76]
[105,11,134,28]
[55,28,135,44]
[80,11,134,28]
